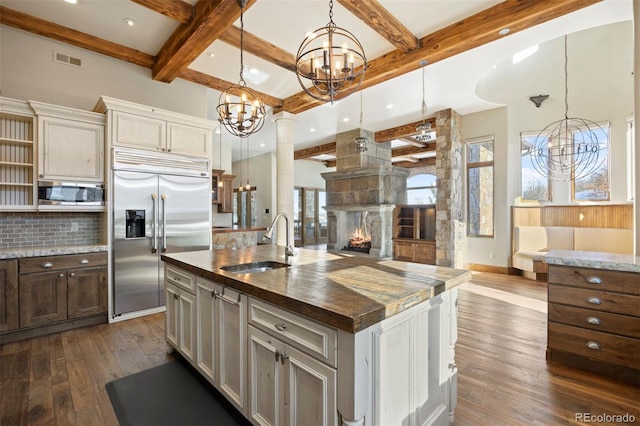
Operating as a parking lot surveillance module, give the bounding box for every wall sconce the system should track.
[529,94,549,108]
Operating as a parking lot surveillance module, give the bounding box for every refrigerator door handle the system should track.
[161,193,167,253]
[151,193,158,253]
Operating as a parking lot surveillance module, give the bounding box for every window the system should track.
[233,187,257,227]
[521,132,551,201]
[572,123,610,201]
[407,174,437,204]
[467,136,494,237]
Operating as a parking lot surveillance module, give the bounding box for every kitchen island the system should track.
[161,245,471,426]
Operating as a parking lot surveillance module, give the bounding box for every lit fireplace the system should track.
[344,212,372,253]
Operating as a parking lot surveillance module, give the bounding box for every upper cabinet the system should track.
[95,96,213,158]
[30,101,105,183]
[0,97,37,211]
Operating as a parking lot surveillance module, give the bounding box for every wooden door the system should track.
[218,288,247,414]
[113,110,165,152]
[196,278,221,384]
[393,241,416,262]
[167,122,210,157]
[178,290,196,364]
[248,325,285,426]
[67,266,107,318]
[414,242,436,265]
[165,284,180,348]
[284,344,336,426]
[19,271,67,328]
[0,260,18,332]
[302,189,317,245]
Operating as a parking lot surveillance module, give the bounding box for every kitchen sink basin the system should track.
[220,260,290,274]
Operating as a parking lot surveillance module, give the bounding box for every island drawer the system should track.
[548,284,640,317]
[548,265,640,295]
[19,253,107,274]
[165,265,195,293]
[548,303,640,338]
[548,322,640,369]
[248,297,337,367]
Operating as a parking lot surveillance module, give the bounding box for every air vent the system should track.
[53,50,83,69]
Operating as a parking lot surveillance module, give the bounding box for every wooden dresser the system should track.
[545,251,640,383]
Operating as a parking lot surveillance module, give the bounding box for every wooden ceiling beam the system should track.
[131,0,193,25]
[0,6,155,68]
[219,25,296,72]
[294,142,337,160]
[337,0,419,53]
[393,157,436,168]
[153,0,256,83]
[375,118,436,142]
[392,145,435,157]
[274,0,601,115]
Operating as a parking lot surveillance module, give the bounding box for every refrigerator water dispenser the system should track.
[126,210,145,238]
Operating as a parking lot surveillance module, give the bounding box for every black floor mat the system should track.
[105,358,250,426]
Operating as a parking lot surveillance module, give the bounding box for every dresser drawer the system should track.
[549,284,640,317]
[548,322,640,369]
[548,265,640,296]
[248,297,337,367]
[165,265,195,293]
[549,303,640,338]
[19,253,107,274]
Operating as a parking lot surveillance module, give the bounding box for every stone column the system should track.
[273,112,297,247]
[435,109,464,268]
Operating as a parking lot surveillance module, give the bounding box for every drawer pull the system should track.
[586,276,602,284]
[42,262,53,268]
[80,259,90,264]
[586,297,601,305]
[586,316,601,325]
[214,287,241,306]
[69,272,76,277]
[58,273,65,278]
[586,341,601,350]
[275,323,287,332]
[173,293,179,300]
[173,277,181,282]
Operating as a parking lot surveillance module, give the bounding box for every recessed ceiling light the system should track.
[260,143,265,147]
[498,28,510,36]
[123,18,136,27]
[64,0,78,4]
[343,117,350,122]
[310,128,316,132]
[207,52,215,58]
[386,104,394,109]
[249,68,259,75]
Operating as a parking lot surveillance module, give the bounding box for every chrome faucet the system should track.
[263,212,295,262]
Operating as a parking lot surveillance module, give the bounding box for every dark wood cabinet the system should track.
[218,174,236,213]
[393,205,436,264]
[19,271,67,328]
[67,266,108,319]
[0,260,18,332]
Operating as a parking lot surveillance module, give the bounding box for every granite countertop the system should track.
[211,226,267,233]
[0,245,108,260]
[544,249,640,273]
[161,245,471,333]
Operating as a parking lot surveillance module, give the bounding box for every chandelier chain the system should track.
[563,34,568,120]
[328,0,334,24]
[238,7,246,87]
[421,65,427,117]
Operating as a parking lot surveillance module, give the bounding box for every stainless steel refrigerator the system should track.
[112,147,211,317]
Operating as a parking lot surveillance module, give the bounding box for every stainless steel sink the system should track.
[220,260,290,274]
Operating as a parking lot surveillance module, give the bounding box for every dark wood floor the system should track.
[1,272,638,425]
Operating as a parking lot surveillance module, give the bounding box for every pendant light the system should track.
[245,136,251,191]
[295,0,367,104]
[217,0,266,137]
[415,60,431,142]
[355,90,368,152]
[529,35,608,182]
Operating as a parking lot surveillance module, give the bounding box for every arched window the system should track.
[407,174,437,204]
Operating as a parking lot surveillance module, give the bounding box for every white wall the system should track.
[294,160,334,188]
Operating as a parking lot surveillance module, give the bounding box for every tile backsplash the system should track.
[0,212,103,249]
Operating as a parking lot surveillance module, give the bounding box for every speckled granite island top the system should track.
[0,245,108,260]
[545,249,640,273]
[161,245,471,333]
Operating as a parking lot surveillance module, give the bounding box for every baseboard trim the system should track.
[464,263,520,275]
[0,315,107,345]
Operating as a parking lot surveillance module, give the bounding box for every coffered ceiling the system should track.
[0,0,632,166]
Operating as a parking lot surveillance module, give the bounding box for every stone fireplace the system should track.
[322,128,409,258]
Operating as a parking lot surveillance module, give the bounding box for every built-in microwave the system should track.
[38,181,105,206]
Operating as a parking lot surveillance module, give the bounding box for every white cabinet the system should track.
[193,275,247,415]
[30,101,105,182]
[95,96,213,158]
[165,283,196,364]
[248,324,337,426]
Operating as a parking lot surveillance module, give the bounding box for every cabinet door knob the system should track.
[586,276,602,284]
[42,262,53,268]
[586,316,601,325]
[275,350,280,363]
[280,353,289,365]
[173,293,179,300]
[39,174,44,178]
[586,341,601,350]
[586,297,601,305]
[69,272,76,277]
[58,273,65,278]
[275,323,287,332]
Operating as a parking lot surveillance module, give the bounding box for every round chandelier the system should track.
[217,0,266,137]
[295,0,367,104]
[530,35,608,182]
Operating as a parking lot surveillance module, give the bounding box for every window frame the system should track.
[570,121,610,202]
[520,131,552,202]
[406,173,438,205]
[466,135,495,238]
